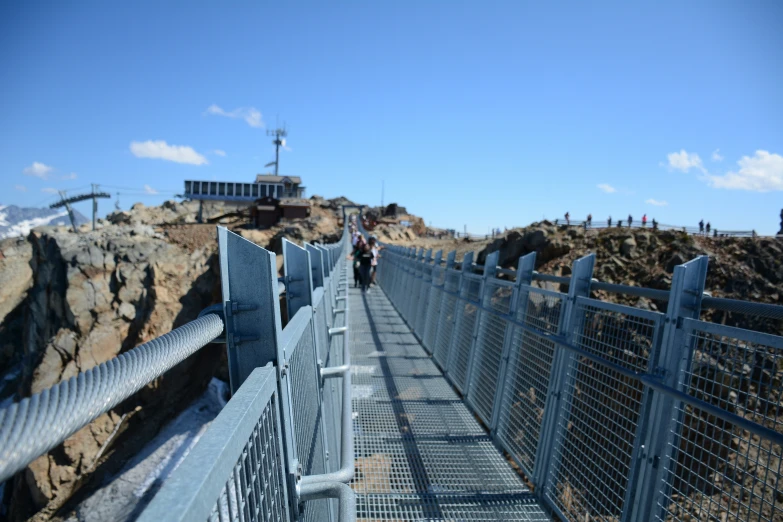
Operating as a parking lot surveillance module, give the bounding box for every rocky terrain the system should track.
[395,222,783,334]
[0,195,355,521]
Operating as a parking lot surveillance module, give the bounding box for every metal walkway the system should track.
[348,285,550,521]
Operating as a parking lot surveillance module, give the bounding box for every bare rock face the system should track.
[9,224,221,520]
[0,237,33,324]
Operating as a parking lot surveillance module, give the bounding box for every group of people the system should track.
[564,212,658,230]
[349,222,382,293]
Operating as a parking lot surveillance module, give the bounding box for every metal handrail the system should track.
[0,314,225,482]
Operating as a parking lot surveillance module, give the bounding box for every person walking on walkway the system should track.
[628,214,633,227]
[369,237,382,287]
[587,214,592,228]
[565,212,570,225]
[706,222,711,235]
[607,215,612,228]
[350,237,366,287]
[357,243,374,293]
[699,219,705,234]
[642,214,647,227]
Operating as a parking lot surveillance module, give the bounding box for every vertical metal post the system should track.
[533,253,595,488]
[464,251,499,397]
[446,251,474,380]
[306,243,324,289]
[445,250,456,269]
[627,256,708,522]
[218,227,284,394]
[283,238,314,319]
[490,252,536,432]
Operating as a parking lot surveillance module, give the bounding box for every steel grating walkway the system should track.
[349,286,551,521]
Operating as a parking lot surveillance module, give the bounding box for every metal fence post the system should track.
[306,242,324,289]
[283,238,314,319]
[421,250,444,352]
[464,250,499,398]
[218,227,284,394]
[414,249,434,338]
[532,253,595,488]
[445,251,474,379]
[627,256,708,521]
[490,252,536,433]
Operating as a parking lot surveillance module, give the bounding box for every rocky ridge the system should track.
[0,195,355,521]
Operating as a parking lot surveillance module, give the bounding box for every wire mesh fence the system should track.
[377,244,783,522]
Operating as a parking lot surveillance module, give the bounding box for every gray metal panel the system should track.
[219,227,283,394]
[283,238,314,319]
[138,366,289,522]
[305,242,324,289]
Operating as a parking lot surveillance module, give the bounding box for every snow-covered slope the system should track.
[0,204,89,239]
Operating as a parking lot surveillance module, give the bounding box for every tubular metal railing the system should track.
[0,216,355,521]
[372,235,783,522]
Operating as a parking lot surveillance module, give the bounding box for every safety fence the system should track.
[0,222,355,521]
[376,243,783,522]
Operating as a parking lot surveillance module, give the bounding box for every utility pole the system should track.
[266,126,287,176]
[91,184,98,231]
[57,191,78,233]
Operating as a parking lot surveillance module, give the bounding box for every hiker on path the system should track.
[565,212,570,225]
[699,220,705,233]
[628,214,633,227]
[706,222,711,235]
[607,216,612,227]
[642,214,647,227]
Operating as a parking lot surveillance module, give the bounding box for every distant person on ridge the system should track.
[699,219,705,233]
[628,214,633,227]
[565,212,570,225]
[642,214,647,227]
[706,222,711,235]
[587,214,592,228]
[607,216,612,227]
[652,218,658,230]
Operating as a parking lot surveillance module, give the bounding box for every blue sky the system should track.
[2,2,782,234]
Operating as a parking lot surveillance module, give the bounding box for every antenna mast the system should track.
[266,126,288,176]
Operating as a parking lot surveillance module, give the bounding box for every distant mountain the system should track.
[0,204,89,239]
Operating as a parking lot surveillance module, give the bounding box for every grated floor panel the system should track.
[349,286,550,521]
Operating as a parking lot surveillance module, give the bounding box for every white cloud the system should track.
[705,150,783,192]
[645,198,668,206]
[597,183,616,194]
[144,184,159,195]
[206,104,264,128]
[61,172,78,180]
[282,145,293,152]
[129,140,208,165]
[711,149,723,162]
[41,187,59,194]
[667,150,705,173]
[14,184,27,192]
[213,149,226,157]
[23,162,54,179]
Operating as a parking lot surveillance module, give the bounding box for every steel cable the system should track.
[0,313,224,482]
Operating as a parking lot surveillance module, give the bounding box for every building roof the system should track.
[255,174,303,184]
